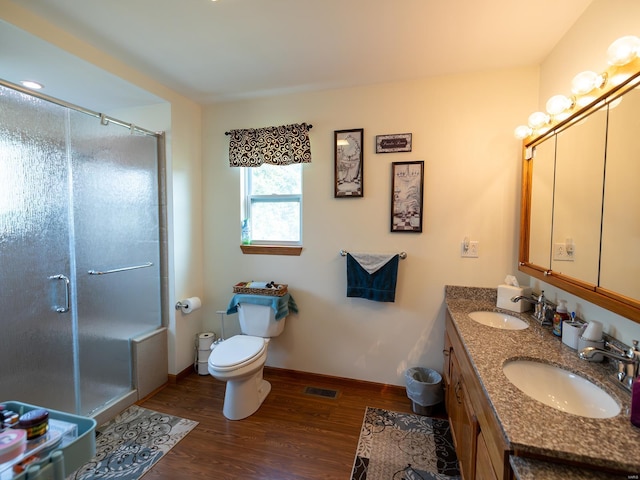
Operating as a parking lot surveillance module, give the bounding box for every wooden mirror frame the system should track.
[518,59,640,323]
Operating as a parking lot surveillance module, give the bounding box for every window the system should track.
[242,163,302,245]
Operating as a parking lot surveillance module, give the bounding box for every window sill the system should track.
[240,245,302,256]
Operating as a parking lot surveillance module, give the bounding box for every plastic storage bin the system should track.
[405,367,443,415]
[1,401,96,479]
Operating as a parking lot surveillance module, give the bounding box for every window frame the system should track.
[242,165,303,247]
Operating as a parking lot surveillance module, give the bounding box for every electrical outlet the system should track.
[553,242,575,261]
[461,240,479,258]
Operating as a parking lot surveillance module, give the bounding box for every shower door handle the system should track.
[48,274,70,313]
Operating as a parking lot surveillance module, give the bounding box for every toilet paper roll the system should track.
[196,360,209,375]
[197,332,215,350]
[197,349,211,362]
[582,320,603,341]
[180,296,201,314]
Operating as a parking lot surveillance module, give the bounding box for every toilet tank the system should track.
[238,303,286,337]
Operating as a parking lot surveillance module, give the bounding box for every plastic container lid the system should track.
[18,409,48,428]
[0,429,27,463]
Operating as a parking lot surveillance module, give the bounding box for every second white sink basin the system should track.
[503,359,620,418]
[468,311,528,330]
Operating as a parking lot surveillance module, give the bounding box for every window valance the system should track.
[227,122,312,167]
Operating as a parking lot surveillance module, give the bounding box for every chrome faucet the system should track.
[511,290,553,326]
[580,340,640,391]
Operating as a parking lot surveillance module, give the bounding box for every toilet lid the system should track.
[209,335,266,368]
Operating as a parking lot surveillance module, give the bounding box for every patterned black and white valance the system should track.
[227,122,312,167]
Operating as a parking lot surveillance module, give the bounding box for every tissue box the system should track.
[496,284,532,312]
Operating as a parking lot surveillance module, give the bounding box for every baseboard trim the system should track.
[170,363,406,396]
[264,366,406,396]
[169,364,196,384]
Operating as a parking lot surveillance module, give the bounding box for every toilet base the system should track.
[222,370,272,420]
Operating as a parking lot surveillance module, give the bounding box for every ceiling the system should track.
[4,0,594,107]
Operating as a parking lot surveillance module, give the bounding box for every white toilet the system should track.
[208,302,287,420]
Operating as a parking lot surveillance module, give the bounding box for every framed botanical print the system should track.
[334,128,364,197]
[391,161,424,232]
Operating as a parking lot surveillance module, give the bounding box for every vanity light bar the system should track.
[514,35,640,140]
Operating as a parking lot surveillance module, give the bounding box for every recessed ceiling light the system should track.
[20,80,44,90]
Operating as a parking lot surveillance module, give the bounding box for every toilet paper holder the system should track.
[175,297,202,313]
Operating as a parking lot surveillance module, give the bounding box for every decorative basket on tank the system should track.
[233,282,288,297]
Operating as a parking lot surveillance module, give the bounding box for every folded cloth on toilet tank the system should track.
[226,293,298,320]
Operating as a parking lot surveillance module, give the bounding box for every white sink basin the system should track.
[468,311,528,330]
[503,359,620,418]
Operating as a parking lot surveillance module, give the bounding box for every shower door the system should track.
[0,83,162,416]
[69,111,161,416]
[0,86,77,410]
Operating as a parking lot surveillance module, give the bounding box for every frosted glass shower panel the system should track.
[0,86,76,410]
[69,111,161,416]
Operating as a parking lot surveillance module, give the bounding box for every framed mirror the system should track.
[519,66,640,322]
[600,87,640,301]
[550,103,607,284]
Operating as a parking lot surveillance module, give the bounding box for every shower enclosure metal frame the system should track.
[0,79,169,422]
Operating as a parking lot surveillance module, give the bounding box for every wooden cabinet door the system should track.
[476,430,499,480]
[449,351,479,480]
[443,332,452,409]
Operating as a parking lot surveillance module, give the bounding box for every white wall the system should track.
[203,67,538,386]
[533,0,640,345]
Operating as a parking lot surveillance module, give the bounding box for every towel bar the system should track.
[339,249,407,259]
[88,262,153,275]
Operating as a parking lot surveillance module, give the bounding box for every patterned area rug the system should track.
[351,407,460,480]
[67,405,198,480]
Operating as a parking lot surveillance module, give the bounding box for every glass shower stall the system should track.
[0,81,165,417]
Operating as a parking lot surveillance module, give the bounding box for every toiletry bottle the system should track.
[552,300,569,337]
[241,219,251,245]
[631,375,640,428]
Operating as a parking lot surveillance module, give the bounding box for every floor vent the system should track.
[303,386,339,399]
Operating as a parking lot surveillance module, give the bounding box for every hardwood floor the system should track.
[139,367,444,479]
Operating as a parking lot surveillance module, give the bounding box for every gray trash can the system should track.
[405,367,443,415]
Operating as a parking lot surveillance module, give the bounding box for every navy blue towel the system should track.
[346,253,400,302]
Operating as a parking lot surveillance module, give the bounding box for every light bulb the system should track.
[607,35,640,66]
[571,71,606,95]
[528,111,550,129]
[20,80,43,90]
[514,125,533,139]
[546,94,574,116]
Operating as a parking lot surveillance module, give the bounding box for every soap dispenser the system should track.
[552,300,569,337]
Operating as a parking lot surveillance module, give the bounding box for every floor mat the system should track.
[66,405,197,480]
[351,406,460,480]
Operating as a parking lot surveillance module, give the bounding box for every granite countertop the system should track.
[444,285,640,476]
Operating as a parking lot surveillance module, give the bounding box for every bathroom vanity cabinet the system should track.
[443,286,640,478]
[444,311,511,480]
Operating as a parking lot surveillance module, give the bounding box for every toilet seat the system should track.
[209,335,266,371]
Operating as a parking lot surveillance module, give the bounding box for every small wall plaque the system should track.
[376,133,412,153]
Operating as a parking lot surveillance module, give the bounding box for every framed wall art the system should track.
[334,128,364,197]
[376,133,412,153]
[391,161,424,232]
